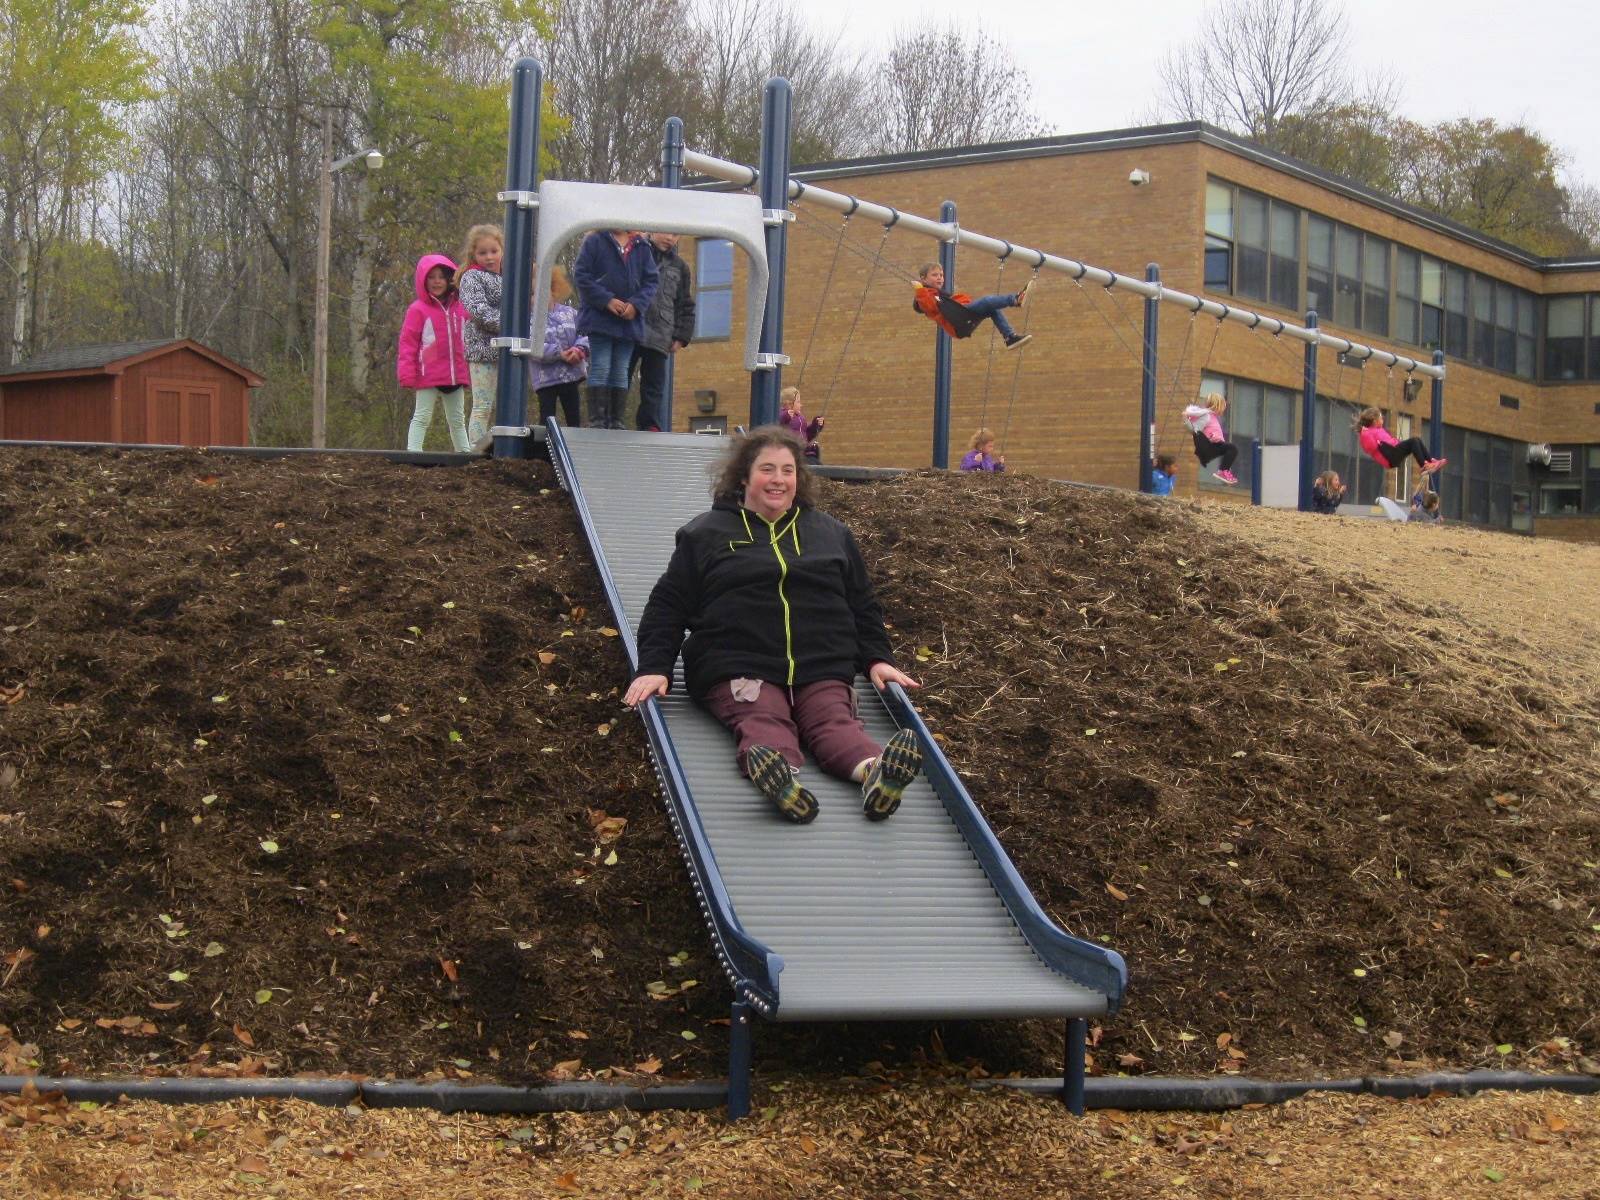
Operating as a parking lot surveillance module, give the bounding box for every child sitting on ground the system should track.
[1356,406,1446,476]
[1151,454,1177,496]
[1312,470,1346,514]
[777,386,824,462]
[1410,488,1443,523]
[960,428,1006,473]
[1181,392,1239,486]
[912,263,1032,351]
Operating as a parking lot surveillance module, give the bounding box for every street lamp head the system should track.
[364,149,385,171]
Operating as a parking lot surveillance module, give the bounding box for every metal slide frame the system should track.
[546,422,1126,1116]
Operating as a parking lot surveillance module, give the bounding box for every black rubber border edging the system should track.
[4,1071,1594,1114]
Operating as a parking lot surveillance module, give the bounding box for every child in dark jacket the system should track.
[572,229,659,430]
[912,263,1032,350]
[396,254,470,452]
[531,264,589,427]
[1312,470,1346,513]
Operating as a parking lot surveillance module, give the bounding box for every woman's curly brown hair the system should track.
[711,425,815,507]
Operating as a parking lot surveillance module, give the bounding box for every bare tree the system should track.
[541,0,700,183]
[869,24,1046,155]
[1157,0,1360,142]
[685,0,875,165]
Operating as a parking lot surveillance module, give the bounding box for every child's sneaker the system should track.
[1003,333,1033,351]
[1214,468,1239,486]
[861,729,922,821]
[745,745,818,824]
[1014,278,1034,308]
[1422,457,1447,473]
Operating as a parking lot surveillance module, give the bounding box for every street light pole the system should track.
[313,109,333,449]
[311,110,384,450]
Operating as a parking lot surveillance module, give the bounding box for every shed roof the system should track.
[0,339,265,386]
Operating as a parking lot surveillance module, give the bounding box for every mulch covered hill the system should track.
[1,449,1597,1088]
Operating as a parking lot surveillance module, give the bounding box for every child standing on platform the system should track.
[532,265,589,427]
[1182,392,1239,486]
[778,386,824,462]
[573,229,659,430]
[1356,406,1446,476]
[456,224,505,446]
[396,254,470,452]
[912,264,1033,350]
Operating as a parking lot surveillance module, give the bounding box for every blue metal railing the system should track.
[882,682,1129,1010]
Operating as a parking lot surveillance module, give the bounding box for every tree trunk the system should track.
[347,170,373,397]
[11,218,32,365]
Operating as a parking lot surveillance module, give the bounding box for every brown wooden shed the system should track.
[0,339,264,446]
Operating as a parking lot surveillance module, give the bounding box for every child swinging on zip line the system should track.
[912,263,1033,350]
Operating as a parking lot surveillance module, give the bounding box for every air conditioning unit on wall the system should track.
[1526,443,1552,467]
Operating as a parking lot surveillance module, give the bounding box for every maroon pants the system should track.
[702,678,881,780]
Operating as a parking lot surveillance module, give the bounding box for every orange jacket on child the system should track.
[913,285,972,338]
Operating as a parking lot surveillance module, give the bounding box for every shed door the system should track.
[146,378,220,446]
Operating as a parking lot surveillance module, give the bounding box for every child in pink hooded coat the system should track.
[396,254,471,452]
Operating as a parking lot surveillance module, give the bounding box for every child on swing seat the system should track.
[1182,392,1239,485]
[1356,406,1446,475]
[912,263,1032,350]
[960,428,1006,472]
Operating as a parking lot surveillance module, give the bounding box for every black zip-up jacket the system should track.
[634,498,896,699]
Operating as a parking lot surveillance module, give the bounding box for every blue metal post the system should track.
[727,1001,753,1120]
[933,201,957,469]
[660,117,685,433]
[1063,1018,1087,1116]
[750,78,793,429]
[1299,311,1320,512]
[1428,349,1444,460]
[1250,438,1262,505]
[1140,264,1160,493]
[493,57,541,460]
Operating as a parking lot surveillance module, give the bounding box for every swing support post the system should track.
[1298,310,1320,512]
[933,200,957,470]
[659,116,685,433]
[1140,263,1160,493]
[749,78,793,430]
[1428,349,1445,461]
[492,56,541,460]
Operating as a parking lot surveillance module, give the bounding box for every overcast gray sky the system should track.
[800,0,1598,187]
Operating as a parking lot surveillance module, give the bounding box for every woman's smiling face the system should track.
[743,445,798,520]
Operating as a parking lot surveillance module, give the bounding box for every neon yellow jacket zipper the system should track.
[742,508,801,685]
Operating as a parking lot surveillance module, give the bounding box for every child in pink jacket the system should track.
[1356,406,1446,476]
[1182,392,1239,485]
[397,254,471,452]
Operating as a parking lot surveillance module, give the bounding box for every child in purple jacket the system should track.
[778,387,823,461]
[532,265,589,426]
[960,428,1006,473]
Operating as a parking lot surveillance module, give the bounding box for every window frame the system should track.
[692,238,735,342]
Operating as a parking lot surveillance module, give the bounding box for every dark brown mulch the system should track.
[1,449,1597,1089]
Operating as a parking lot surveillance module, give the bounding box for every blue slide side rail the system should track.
[546,422,782,1015]
[883,683,1128,1011]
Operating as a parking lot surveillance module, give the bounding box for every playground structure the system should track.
[484,63,1450,513]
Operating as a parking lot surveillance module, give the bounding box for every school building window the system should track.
[1533,445,1600,516]
[1196,372,1299,494]
[1423,422,1532,531]
[694,239,734,341]
[1544,294,1600,382]
[1204,177,1537,380]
